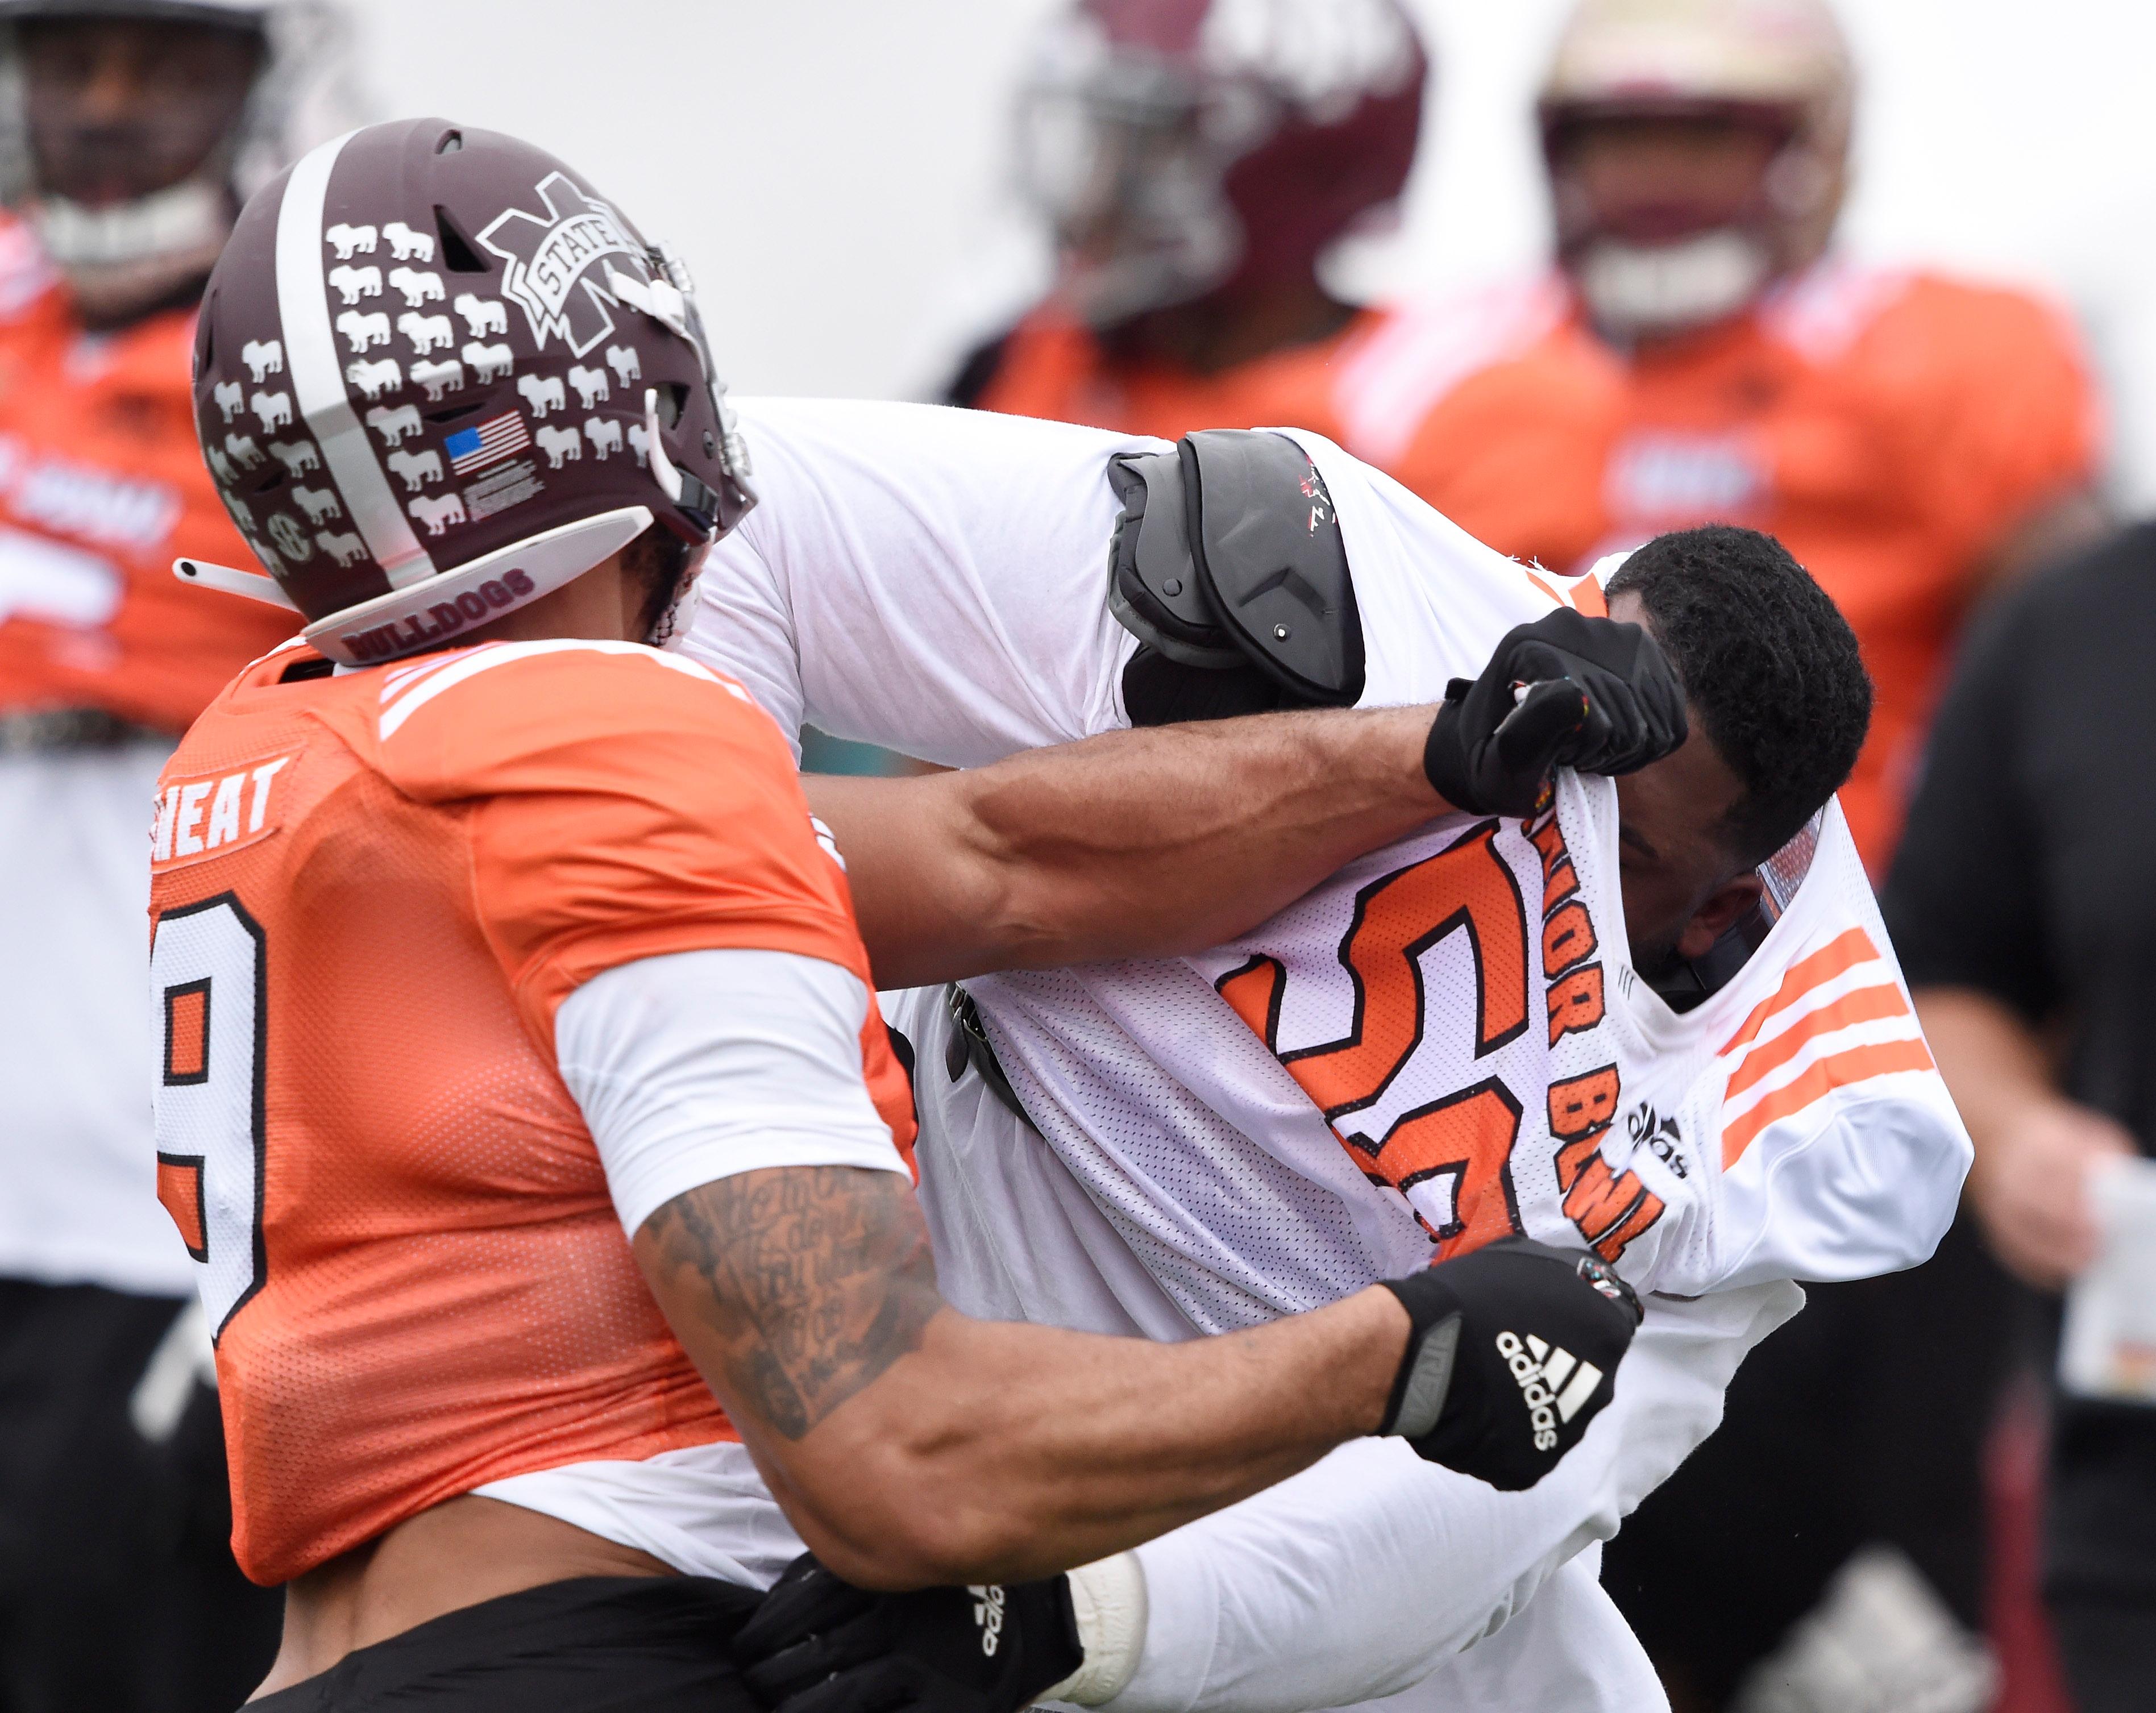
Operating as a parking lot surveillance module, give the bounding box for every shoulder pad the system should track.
[1106,430,1364,708]
[1107,450,1243,670]
[1184,430,1362,706]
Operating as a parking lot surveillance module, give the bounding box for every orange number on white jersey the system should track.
[1217,821,1533,1259]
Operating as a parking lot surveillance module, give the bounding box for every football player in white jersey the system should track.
[670,401,1970,1713]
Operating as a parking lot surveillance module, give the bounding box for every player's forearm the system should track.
[634,1167,1407,1591]
[811,705,1443,989]
[784,1287,1406,1589]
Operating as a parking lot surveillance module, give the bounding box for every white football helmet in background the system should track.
[1539,0,1855,339]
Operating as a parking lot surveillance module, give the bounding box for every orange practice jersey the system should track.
[971,306,1380,446]
[147,639,915,1585]
[1340,265,2100,869]
[0,217,292,733]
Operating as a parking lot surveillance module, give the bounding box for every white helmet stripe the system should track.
[274,131,435,591]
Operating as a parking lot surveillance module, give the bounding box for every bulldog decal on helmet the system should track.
[177,117,754,665]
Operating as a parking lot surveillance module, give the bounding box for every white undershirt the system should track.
[475,946,908,1581]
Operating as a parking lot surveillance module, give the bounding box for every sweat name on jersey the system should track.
[146,638,915,1585]
[151,752,297,867]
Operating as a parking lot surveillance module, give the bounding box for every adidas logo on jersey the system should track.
[967,1584,1006,1656]
[1495,1329,1605,1452]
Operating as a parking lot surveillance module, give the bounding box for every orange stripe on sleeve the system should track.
[1722,1038,1937,1167]
[1719,928,1877,1057]
[1565,575,1609,617]
[1723,980,1911,1102]
[1519,567,1565,608]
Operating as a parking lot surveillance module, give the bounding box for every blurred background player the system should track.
[1310,2,2113,1708]
[1370,0,2102,874]
[1885,531,2156,1713]
[0,1,352,1704]
[946,0,1426,444]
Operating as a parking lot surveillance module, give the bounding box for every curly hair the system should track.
[1607,525,1872,867]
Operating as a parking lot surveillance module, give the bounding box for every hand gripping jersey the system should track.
[1337,261,2101,869]
[960,745,1962,1340]
[682,398,1968,1710]
[147,638,913,1585]
[688,400,1967,1328]
[1183,776,1955,1307]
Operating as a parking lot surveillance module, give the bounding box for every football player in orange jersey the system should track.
[1365,0,2104,876]
[947,0,1426,446]
[162,119,1660,1707]
[0,2,350,1706]
[1328,2,2101,1705]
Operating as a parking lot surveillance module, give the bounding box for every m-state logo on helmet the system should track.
[1538,0,1854,341]
[176,117,754,666]
[1013,0,1427,330]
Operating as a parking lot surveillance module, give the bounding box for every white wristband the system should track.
[1039,1551,1149,1706]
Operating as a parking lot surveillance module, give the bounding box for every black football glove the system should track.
[1422,609,1688,817]
[735,1553,1084,1713]
[1378,1236,1643,1490]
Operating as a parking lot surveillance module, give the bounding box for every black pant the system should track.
[2045,1385,2156,1711]
[1602,1215,2018,1708]
[0,1278,280,1713]
[249,1577,761,1710]
[2049,1595,2156,1713]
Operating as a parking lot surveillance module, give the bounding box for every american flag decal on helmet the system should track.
[445,411,531,475]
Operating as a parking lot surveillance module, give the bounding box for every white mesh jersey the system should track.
[956,779,1960,1335]
[689,399,1968,1325]
[683,398,1971,1711]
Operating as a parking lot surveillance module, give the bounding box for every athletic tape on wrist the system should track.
[1040,1552,1149,1706]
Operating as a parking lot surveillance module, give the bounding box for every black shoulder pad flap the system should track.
[1183,429,1364,706]
[1106,451,1242,669]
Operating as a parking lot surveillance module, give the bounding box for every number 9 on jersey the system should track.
[149,893,268,1341]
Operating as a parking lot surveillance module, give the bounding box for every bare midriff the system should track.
[248,1494,675,1699]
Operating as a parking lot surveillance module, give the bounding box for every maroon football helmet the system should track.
[179,117,753,664]
[1015,0,1428,328]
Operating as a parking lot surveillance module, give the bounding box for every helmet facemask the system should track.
[1017,45,1268,328]
[1013,0,1426,334]
[1548,106,1805,339]
[1539,0,1855,342]
[2,2,355,327]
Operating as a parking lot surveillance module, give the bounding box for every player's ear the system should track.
[1671,872,1764,962]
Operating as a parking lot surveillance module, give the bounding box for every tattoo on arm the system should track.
[639,1168,944,1439]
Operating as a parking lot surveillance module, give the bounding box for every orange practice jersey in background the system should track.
[148,641,915,1585]
[1343,264,2100,870]
[971,306,1380,446]
[0,217,292,733]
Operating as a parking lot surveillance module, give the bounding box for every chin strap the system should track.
[641,386,723,533]
[35,177,235,324]
[605,263,692,341]
[612,239,754,526]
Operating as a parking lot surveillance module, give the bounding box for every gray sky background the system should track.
[352,1,2156,505]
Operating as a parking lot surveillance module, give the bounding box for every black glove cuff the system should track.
[1377,1271,1467,1440]
[1422,689,1481,813]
